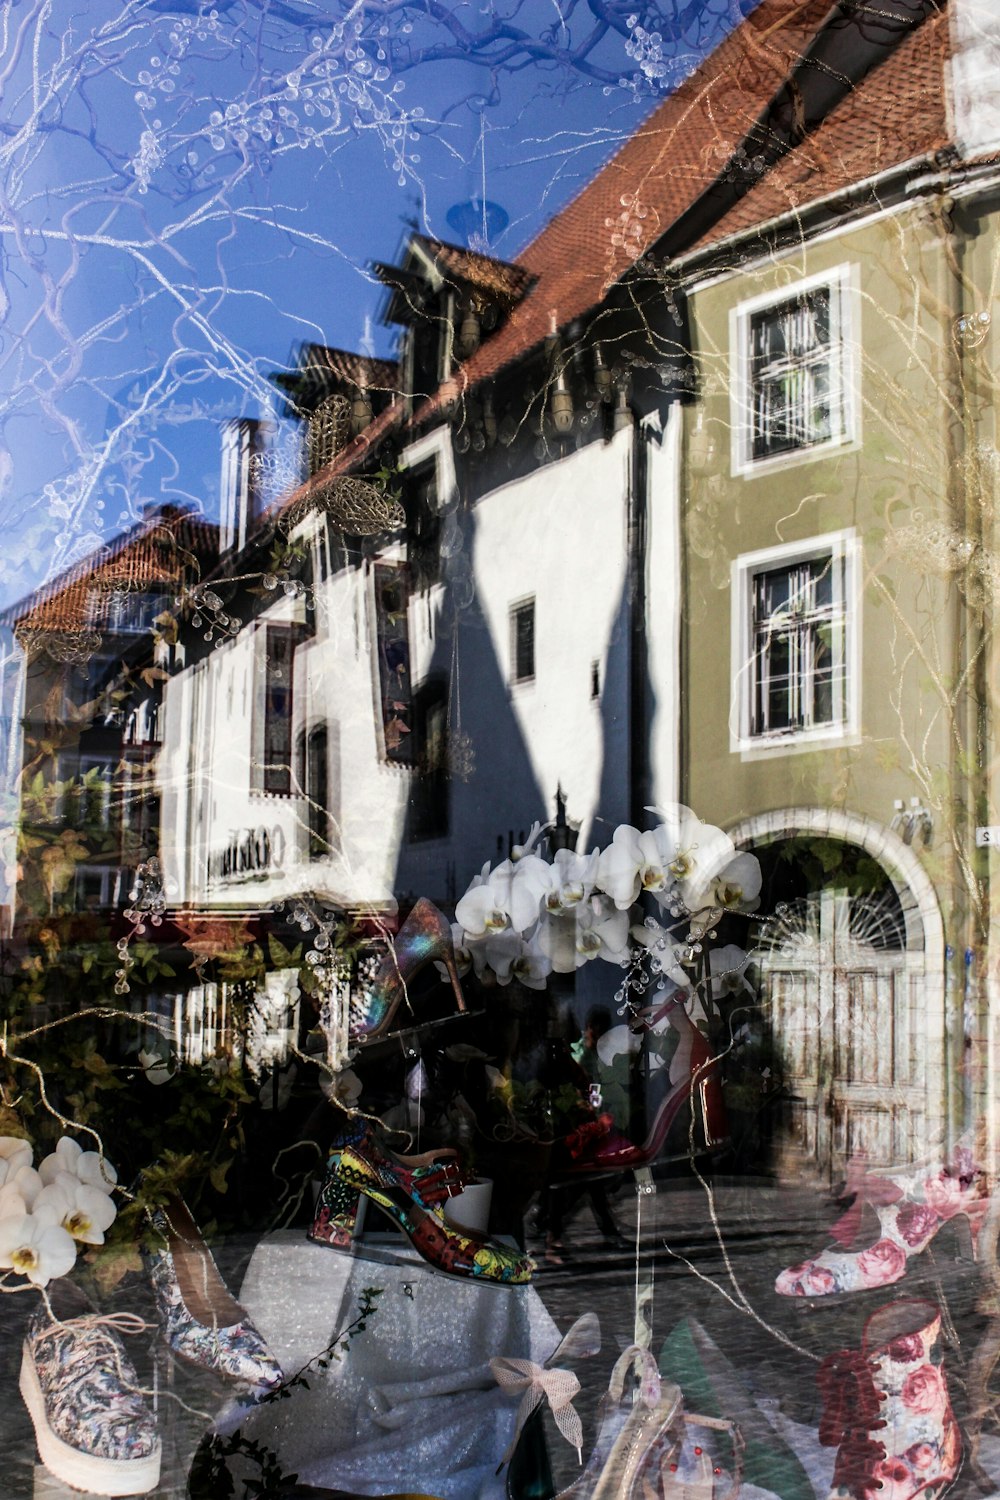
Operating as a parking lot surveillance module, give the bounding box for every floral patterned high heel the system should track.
[144,1194,283,1391]
[309,1121,467,1248]
[775,1140,991,1297]
[351,898,467,1043]
[313,1132,534,1285]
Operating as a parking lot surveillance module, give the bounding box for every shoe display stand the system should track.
[228,1231,561,1498]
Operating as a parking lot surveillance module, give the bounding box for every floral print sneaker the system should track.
[818,1298,961,1500]
[144,1193,283,1393]
[776,1143,990,1297]
[20,1307,161,1496]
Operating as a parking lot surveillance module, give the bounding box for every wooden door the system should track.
[760,888,929,1180]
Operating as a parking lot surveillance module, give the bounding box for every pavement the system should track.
[0,1172,995,1498]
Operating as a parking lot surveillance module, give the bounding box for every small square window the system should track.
[510,599,535,684]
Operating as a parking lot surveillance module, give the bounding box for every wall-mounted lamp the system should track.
[350,385,373,434]
[482,389,497,447]
[458,304,482,359]
[550,369,575,435]
[593,344,613,403]
[891,796,933,847]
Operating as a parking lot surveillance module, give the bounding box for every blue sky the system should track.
[0,1,751,611]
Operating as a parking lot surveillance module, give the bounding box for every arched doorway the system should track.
[729,808,946,1181]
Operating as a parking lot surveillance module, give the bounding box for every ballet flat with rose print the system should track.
[777,1144,990,1297]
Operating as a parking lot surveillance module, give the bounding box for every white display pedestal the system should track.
[227,1231,560,1500]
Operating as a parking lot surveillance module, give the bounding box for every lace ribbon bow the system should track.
[817,1349,887,1500]
[490,1356,583,1468]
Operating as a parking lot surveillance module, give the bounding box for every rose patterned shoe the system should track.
[20,1306,161,1496]
[776,1142,990,1297]
[144,1193,283,1392]
[818,1298,961,1500]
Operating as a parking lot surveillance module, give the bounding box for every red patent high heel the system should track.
[350,897,467,1043]
[568,996,728,1174]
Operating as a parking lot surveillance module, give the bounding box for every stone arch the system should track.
[726,806,948,1161]
[726,805,943,962]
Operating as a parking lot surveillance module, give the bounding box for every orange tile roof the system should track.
[685,5,951,257]
[412,0,835,409]
[418,237,534,300]
[280,0,950,501]
[409,0,948,416]
[274,344,398,400]
[6,509,217,637]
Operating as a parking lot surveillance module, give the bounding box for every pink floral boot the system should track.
[776,1141,990,1297]
[818,1298,961,1500]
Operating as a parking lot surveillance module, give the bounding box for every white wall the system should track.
[949,0,1000,160]
[645,406,681,815]
[160,418,682,920]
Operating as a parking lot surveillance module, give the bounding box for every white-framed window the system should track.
[730,265,857,475]
[731,530,858,755]
[509,596,535,685]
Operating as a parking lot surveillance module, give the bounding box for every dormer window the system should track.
[374,234,534,401]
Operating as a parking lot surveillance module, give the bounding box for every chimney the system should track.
[220,418,264,554]
[949,0,1000,160]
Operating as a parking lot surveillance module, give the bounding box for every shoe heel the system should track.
[960,1204,991,1262]
[696,1059,729,1150]
[308,1161,363,1249]
[443,951,467,1015]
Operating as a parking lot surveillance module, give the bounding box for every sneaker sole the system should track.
[19,1341,162,1497]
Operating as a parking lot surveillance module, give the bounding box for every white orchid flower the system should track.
[542,847,600,914]
[539,897,631,972]
[595,1024,643,1067]
[511,822,545,860]
[456,856,551,935]
[0,1166,42,1218]
[709,852,762,912]
[595,824,647,909]
[708,944,756,1000]
[38,1137,118,1196]
[0,1137,32,1187]
[466,925,520,981]
[498,930,553,990]
[0,1205,77,1286]
[36,1171,118,1245]
[139,1048,175,1086]
[649,807,737,913]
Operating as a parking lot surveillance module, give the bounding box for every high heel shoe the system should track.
[817,1298,960,1500]
[775,1139,991,1297]
[309,1121,467,1249]
[350,898,467,1043]
[317,1132,534,1285]
[144,1193,283,1391]
[567,996,728,1174]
